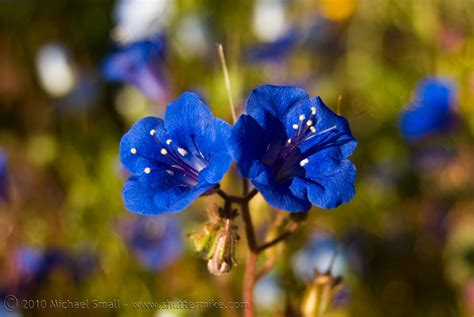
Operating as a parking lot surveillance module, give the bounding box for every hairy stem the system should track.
[214,182,298,316]
[240,179,258,317]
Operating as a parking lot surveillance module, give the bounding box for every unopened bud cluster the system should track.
[189,216,239,275]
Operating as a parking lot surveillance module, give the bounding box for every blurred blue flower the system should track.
[120,92,232,214]
[102,34,169,102]
[254,275,284,311]
[0,149,9,202]
[292,232,348,280]
[246,28,299,63]
[230,85,357,212]
[400,77,457,140]
[57,71,100,113]
[121,216,182,270]
[15,247,43,278]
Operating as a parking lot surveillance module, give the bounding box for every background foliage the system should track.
[1,0,474,316]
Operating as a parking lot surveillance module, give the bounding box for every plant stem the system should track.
[255,254,276,282]
[240,179,258,317]
[214,183,297,316]
[243,251,257,317]
[257,222,299,252]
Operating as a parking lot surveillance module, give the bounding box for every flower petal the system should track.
[120,117,167,174]
[122,171,212,215]
[303,157,356,209]
[164,92,218,153]
[246,85,309,126]
[199,118,233,184]
[251,167,311,212]
[229,115,269,178]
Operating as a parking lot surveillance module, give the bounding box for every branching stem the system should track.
[214,182,299,316]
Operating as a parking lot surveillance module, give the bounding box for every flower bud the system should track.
[188,220,220,254]
[206,219,239,275]
[301,270,343,317]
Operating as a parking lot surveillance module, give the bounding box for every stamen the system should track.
[299,114,306,121]
[130,148,137,154]
[160,148,168,155]
[318,125,337,135]
[305,125,337,141]
[177,147,188,157]
[166,139,172,145]
[306,120,313,126]
[287,139,292,144]
[299,158,309,167]
[166,170,174,175]
[144,167,151,174]
[310,126,316,133]
[311,107,316,115]
[292,124,299,130]
[149,129,156,136]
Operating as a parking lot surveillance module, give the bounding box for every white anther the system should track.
[299,158,309,167]
[306,120,313,126]
[144,167,151,174]
[130,148,137,154]
[177,147,188,157]
[292,124,299,130]
[311,107,316,115]
[310,126,316,133]
[299,114,306,121]
[166,139,172,145]
[287,139,292,144]
[149,129,156,136]
[166,170,174,176]
[160,148,168,155]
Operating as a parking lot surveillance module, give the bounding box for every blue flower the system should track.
[400,77,457,140]
[0,149,9,202]
[120,92,232,215]
[230,85,357,212]
[246,28,299,63]
[121,216,182,270]
[102,34,169,102]
[292,232,348,280]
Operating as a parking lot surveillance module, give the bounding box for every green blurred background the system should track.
[1,0,474,316]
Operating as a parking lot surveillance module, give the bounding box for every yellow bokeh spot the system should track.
[319,0,357,21]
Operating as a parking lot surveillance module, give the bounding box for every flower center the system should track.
[265,108,337,182]
[130,129,208,186]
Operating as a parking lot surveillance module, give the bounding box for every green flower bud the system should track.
[189,220,220,254]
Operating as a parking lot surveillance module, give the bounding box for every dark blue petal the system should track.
[251,166,311,212]
[229,115,269,178]
[162,92,232,184]
[303,157,356,209]
[199,118,233,184]
[164,92,217,151]
[122,172,212,215]
[246,85,309,126]
[120,117,166,175]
